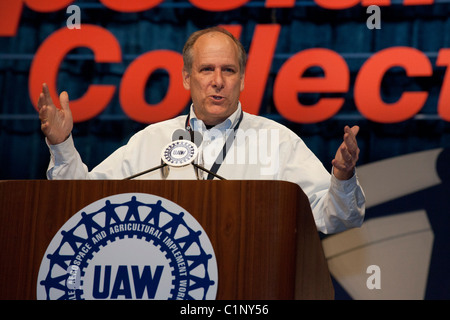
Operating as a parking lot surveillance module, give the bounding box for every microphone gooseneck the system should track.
[123,138,225,180]
[123,163,167,180]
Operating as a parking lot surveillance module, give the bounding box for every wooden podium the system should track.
[0,180,333,300]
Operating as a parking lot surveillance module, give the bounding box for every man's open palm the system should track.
[37,83,73,145]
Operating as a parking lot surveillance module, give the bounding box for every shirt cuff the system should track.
[330,167,359,194]
[46,134,76,165]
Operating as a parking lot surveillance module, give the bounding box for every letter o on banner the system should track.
[188,0,251,11]
[120,50,190,123]
[99,0,164,12]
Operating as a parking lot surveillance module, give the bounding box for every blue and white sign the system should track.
[37,193,218,300]
[162,140,198,167]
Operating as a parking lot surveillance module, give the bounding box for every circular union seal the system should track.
[37,193,218,300]
[161,140,197,167]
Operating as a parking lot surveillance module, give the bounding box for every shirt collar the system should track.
[189,102,242,133]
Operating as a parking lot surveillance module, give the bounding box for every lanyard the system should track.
[185,110,244,180]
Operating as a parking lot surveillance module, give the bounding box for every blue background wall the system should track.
[1,0,449,299]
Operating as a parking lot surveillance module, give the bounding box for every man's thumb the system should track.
[59,91,70,111]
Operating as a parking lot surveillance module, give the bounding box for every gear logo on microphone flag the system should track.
[37,193,218,300]
[162,140,198,167]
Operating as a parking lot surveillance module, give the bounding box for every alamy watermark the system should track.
[66,5,81,29]
[366,5,381,30]
[175,128,281,177]
[204,128,280,176]
[366,265,381,290]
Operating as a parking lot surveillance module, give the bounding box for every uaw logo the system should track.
[162,140,198,167]
[37,193,218,300]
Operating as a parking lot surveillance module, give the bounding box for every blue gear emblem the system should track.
[37,193,218,300]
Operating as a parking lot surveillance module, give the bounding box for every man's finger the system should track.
[59,91,70,111]
[37,92,45,111]
[42,83,54,107]
[343,126,359,154]
[339,146,353,166]
[350,125,360,136]
[345,125,360,136]
[38,93,50,120]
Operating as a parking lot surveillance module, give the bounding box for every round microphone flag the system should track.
[161,140,198,167]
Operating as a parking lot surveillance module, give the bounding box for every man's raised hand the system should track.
[37,83,73,145]
[332,125,361,180]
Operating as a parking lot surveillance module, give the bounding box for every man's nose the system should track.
[212,70,224,89]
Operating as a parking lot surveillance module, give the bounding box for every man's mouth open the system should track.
[211,95,224,102]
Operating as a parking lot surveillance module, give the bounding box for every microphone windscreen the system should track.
[172,129,190,141]
[172,129,203,148]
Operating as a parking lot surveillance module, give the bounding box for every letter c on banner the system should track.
[273,48,349,123]
[29,25,122,122]
[354,47,432,123]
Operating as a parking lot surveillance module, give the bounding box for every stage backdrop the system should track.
[1,0,450,299]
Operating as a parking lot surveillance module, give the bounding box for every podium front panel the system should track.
[1,180,326,300]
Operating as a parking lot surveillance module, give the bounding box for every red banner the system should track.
[1,0,448,123]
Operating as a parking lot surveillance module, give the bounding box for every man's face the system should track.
[182,32,245,126]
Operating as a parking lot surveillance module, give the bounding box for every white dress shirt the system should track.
[46,103,365,234]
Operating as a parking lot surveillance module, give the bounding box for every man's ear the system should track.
[240,73,245,92]
[182,68,190,90]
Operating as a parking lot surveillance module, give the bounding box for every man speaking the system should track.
[37,27,365,234]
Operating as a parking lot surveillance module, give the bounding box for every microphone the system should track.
[123,163,167,180]
[192,163,226,180]
[172,128,203,147]
[123,137,225,180]
[170,129,225,180]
